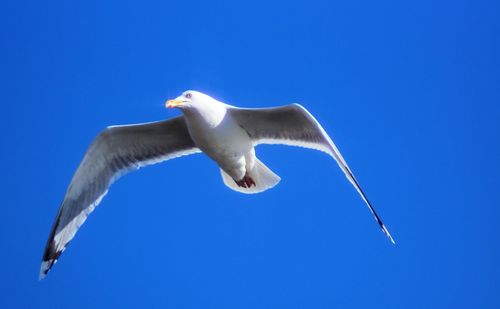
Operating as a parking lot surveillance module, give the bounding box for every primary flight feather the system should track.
[40,90,394,279]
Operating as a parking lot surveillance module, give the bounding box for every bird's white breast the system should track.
[183,105,253,164]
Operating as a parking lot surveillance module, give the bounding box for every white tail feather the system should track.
[221,158,281,194]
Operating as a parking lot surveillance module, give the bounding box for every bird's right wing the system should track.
[40,116,200,279]
[230,104,394,244]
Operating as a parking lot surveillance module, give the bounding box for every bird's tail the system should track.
[220,158,281,194]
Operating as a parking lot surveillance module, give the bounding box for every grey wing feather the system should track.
[40,116,200,279]
[230,104,395,244]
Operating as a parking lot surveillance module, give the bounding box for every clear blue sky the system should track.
[1,0,499,308]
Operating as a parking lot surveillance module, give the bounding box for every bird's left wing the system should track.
[229,104,394,244]
[40,116,200,279]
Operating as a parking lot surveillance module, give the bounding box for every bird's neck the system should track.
[182,103,228,129]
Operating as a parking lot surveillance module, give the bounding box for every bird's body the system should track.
[39,90,394,279]
[183,101,255,182]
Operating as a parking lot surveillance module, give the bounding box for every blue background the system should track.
[1,0,499,308]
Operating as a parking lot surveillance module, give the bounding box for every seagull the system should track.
[40,90,394,279]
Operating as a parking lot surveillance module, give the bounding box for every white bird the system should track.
[40,90,394,279]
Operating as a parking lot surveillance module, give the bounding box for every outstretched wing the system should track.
[230,104,395,244]
[40,116,200,279]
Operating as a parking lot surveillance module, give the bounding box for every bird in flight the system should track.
[40,90,394,279]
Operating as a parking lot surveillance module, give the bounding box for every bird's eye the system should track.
[185,93,192,99]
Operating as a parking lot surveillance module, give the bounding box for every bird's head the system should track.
[165,90,217,111]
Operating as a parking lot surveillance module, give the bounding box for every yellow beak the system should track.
[165,99,184,108]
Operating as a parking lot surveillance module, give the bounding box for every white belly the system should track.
[186,112,254,179]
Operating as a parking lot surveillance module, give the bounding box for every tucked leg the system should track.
[235,173,256,188]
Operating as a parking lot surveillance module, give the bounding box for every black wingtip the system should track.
[39,238,64,280]
[39,259,55,280]
[374,214,396,245]
[381,224,396,245]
